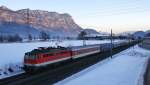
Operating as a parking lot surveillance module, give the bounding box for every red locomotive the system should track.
[24,44,101,72]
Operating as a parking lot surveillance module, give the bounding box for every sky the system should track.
[0,0,150,33]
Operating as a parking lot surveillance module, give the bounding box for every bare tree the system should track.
[0,35,4,42]
[39,31,50,41]
[7,34,22,42]
[78,30,87,40]
[28,34,32,41]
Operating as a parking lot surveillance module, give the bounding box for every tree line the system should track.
[0,34,22,42]
[0,31,51,43]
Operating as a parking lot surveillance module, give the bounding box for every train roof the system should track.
[70,44,101,51]
[25,43,112,55]
[25,46,69,55]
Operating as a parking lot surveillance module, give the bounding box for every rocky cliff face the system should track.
[0,6,82,38]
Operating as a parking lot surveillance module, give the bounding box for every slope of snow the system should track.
[55,45,150,85]
[0,40,124,79]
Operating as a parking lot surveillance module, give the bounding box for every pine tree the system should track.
[0,35,3,42]
[39,31,50,41]
[28,34,32,41]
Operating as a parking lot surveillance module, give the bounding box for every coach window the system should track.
[37,55,40,59]
[61,51,66,54]
[43,54,48,57]
[46,54,49,56]
[32,55,36,59]
[35,55,38,59]
[48,54,53,56]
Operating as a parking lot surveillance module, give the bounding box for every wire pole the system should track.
[110,29,113,58]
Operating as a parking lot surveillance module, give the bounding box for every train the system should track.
[23,41,134,72]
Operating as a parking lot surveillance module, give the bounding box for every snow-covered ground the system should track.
[55,45,150,85]
[0,40,124,79]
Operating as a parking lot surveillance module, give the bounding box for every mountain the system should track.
[117,30,146,39]
[143,30,150,37]
[83,28,100,34]
[83,28,100,37]
[145,30,150,34]
[98,31,110,36]
[0,6,82,38]
[117,31,136,36]
[83,28,109,37]
[132,31,145,39]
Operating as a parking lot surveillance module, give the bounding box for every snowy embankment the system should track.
[55,45,150,85]
[0,40,123,79]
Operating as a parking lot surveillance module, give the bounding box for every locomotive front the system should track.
[23,46,72,72]
[24,51,40,72]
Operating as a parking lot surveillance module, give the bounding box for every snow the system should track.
[0,39,124,79]
[55,45,150,85]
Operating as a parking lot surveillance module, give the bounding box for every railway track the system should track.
[0,73,29,85]
[0,42,137,85]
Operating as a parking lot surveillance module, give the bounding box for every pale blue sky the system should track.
[0,0,150,33]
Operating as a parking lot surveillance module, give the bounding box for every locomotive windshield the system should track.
[24,53,37,59]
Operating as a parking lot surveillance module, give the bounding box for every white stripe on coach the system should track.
[72,50,100,59]
[25,57,71,67]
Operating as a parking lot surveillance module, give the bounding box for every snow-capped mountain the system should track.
[0,6,82,38]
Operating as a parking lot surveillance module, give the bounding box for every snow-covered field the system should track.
[55,45,150,85]
[0,40,124,79]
